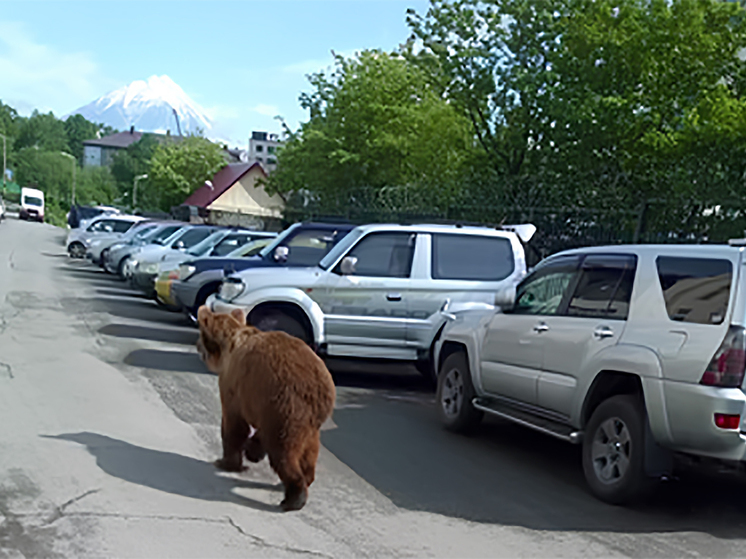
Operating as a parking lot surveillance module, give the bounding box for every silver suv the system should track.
[208,222,535,378]
[435,243,746,503]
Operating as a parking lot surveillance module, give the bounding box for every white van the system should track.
[20,187,45,222]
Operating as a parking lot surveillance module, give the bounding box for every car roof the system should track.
[550,243,745,259]
[348,222,520,237]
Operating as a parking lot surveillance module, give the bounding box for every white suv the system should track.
[208,222,535,379]
[435,243,746,503]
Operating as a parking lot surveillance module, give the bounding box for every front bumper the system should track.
[131,270,157,297]
[172,279,200,310]
[155,276,180,308]
[206,293,247,316]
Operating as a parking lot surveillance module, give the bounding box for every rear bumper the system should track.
[664,381,746,461]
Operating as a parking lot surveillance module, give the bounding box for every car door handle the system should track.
[386,293,402,302]
[533,322,549,333]
[593,326,615,339]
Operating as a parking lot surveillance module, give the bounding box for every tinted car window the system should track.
[342,232,416,278]
[112,220,135,233]
[151,225,182,243]
[432,234,515,281]
[656,256,732,325]
[211,233,253,257]
[566,255,637,320]
[88,219,113,232]
[173,228,214,249]
[513,256,579,315]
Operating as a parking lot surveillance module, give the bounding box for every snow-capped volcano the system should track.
[67,75,212,135]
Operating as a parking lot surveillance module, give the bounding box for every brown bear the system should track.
[196,306,336,511]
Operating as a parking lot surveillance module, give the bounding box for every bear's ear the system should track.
[230,308,246,325]
[197,305,212,327]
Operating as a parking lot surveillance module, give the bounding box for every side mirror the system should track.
[274,246,289,262]
[103,225,114,233]
[174,240,185,250]
[494,285,516,310]
[340,256,358,275]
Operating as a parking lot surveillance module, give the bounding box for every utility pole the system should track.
[59,152,76,205]
[133,174,148,209]
[0,133,6,193]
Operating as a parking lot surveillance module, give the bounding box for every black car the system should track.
[172,222,355,323]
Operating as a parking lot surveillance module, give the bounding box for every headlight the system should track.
[178,264,197,281]
[219,278,245,302]
[141,262,160,275]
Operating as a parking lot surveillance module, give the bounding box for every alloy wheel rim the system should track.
[441,368,465,419]
[591,417,632,484]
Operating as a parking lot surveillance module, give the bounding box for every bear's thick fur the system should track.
[196,306,336,511]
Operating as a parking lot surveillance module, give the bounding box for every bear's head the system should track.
[196,306,246,374]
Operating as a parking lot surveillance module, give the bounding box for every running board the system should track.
[472,398,583,444]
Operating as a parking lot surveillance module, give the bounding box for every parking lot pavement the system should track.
[3,217,746,557]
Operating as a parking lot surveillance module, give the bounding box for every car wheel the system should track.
[252,310,311,345]
[582,395,653,505]
[68,242,85,259]
[436,351,483,433]
[99,248,110,269]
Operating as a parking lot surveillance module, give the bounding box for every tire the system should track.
[252,310,311,344]
[436,351,483,433]
[99,248,110,269]
[582,395,654,505]
[68,242,85,259]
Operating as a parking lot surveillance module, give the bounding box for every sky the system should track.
[0,0,431,148]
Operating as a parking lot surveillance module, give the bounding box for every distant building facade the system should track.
[83,128,143,167]
[248,131,282,173]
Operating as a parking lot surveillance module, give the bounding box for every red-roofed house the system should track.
[182,162,284,229]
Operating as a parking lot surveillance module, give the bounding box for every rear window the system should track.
[656,256,732,325]
[432,234,514,281]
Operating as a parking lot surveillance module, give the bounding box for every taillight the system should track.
[701,326,746,388]
[714,413,741,429]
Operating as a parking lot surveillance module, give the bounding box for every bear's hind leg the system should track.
[215,413,250,472]
[299,432,320,487]
[269,452,307,512]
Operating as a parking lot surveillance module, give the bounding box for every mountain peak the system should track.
[67,74,212,136]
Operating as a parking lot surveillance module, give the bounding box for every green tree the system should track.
[14,110,70,153]
[63,114,110,164]
[148,136,226,211]
[110,133,160,205]
[269,49,477,215]
[14,148,75,203]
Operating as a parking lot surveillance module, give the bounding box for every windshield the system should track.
[23,196,43,207]
[228,238,273,257]
[129,224,157,240]
[172,227,216,249]
[258,224,300,258]
[152,225,185,245]
[318,228,363,270]
[187,230,226,256]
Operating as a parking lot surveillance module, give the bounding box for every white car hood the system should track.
[230,266,324,296]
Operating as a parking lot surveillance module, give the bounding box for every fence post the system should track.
[633,201,648,244]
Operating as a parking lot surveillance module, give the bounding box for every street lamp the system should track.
[0,133,6,193]
[59,152,76,205]
[133,174,148,209]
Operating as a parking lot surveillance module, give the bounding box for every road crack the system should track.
[44,488,100,525]
[225,515,333,558]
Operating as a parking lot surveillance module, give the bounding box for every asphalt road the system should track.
[2,217,746,558]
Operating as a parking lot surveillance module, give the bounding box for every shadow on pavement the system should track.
[44,433,282,513]
[124,348,210,374]
[322,390,746,536]
[93,297,189,327]
[326,358,433,393]
[100,323,199,346]
[96,287,153,300]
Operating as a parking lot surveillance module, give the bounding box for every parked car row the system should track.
[70,214,746,507]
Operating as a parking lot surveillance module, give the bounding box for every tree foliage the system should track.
[269,49,478,214]
[148,136,227,211]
